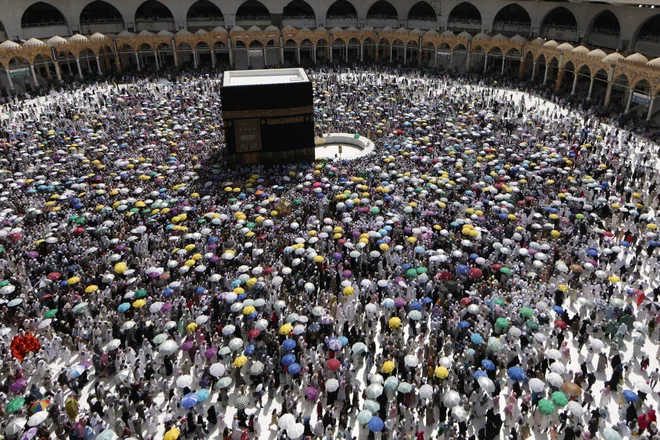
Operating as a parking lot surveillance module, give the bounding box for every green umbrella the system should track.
[7,397,25,413]
[494,299,505,306]
[406,269,417,277]
[135,289,147,298]
[500,267,511,274]
[520,307,534,318]
[75,218,86,224]
[246,222,256,229]
[44,309,58,319]
[354,134,360,139]
[72,302,89,314]
[293,199,302,205]
[370,207,380,214]
[538,399,556,415]
[487,337,502,352]
[416,267,427,274]
[153,334,169,345]
[551,391,568,407]
[0,280,9,287]
[526,320,539,331]
[495,317,509,329]
[602,428,622,440]
[575,213,585,220]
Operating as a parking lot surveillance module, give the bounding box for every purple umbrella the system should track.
[11,379,27,393]
[333,252,343,260]
[320,316,334,324]
[162,303,173,312]
[342,270,352,279]
[181,340,194,351]
[26,251,39,259]
[209,256,219,263]
[148,272,160,279]
[20,427,38,440]
[395,298,407,308]
[204,347,218,358]
[305,386,319,401]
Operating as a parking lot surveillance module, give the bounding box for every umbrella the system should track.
[546,372,564,387]
[481,360,495,371]
[443,391,460,408]
[216,377,233,389]
[234,395,250,410]
[603,428,622,440]
[623,390,639,403]
[551,391,568,407]
[181,393,199,409]
[67,365,86,379]
[562,382,582,396]
[367,417,384,432]
[357,410,373,425]
[366,383,384,399]
[196,389,210,402]
[326,359,341,371]
[529,378,545,392]
[250,361,264,375]
[287,423,304,439]
[7,397,25,413]
[419,384,434,399]
[278,413,296,430]
[567,401,584,417]
[305,386,319,401]
[404,354,419,367]
[398,382,413,393]
[287,363,301,375]
[538,399,556,415]
[176,375,193,388]
[478,377,495,394]
[545,349,562,360]
[326,378,340,392]
[30,400,50,413]
[209,363,225,377]
[19,427,38,440]
[159,340,178,355]
[27,411,48,426]
[508,366,525,382]
[282,339,297,351]
[352,342,367,354]
[5,418,27,436]
[163,428,180,440]
[636,380,653,394]
[233,355,248,367]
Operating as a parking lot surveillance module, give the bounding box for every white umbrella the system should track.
[250,361,264,375]
[176,375,193,388]
[38,319,52,329]
[149,302,164,313]
[196,315,209,325]
[278,413,296,430]
[105,339,121,351]
[419,384,434,399]
[550,362,566,374]
[637,380,653,394]
[116,369,132,383]
[443,391,460,408]
[326,378,339,392]
[255,319,269,331]
[159,340,178,355]
[229,338,243,351]
[404,355,419,368]
[287,423,304,439]
[451,406,468,421]
[439,356,452,368]
[209,363,226,377]
[478,376,495,394]
[222,325,236,335]
[567,401,584,417]
[365,383,384,399]
[589,339,604,352]
[28,411,48,426]
[5,418,27,435]
[529,378,545,393]
[546,372,564,388]
[121,320,136,331]
[545,349,562,360]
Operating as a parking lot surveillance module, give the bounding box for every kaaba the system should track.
[221,68,316,164]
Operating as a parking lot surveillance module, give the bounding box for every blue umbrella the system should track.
[421,297,433,304]
[552,306,564,314]
[367,416,385,432]
[587,249,598,256]
[409,301,423,311]
[508,366,526,382]
[620,241,630,247]
[281,339,296,351]
[163,288,173,296]
[474,370,487,379]
[244,345,255,356]
[623,390,639,403]
[182,393,199,409]
[327,338,343,351]
[458,321,471,329]
[470,333,484,344]
[338,336,349,347]
[287,363,301,375]
[117,303,131,313]
[650,241,659,247]
[282,354,296,366]
[456,265,469,275]
[308,323,320,333]
[67,365,86,379]
[482,360,496,371]
[196,389,210,402]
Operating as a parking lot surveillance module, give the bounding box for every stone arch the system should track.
[407,1,436,30]
[135,0,176,32]
[326,0,358,27]
[586,10,620,50]
[447,2,482,34]
[540,6,578,42]
[21,2,68,39]
[316,37,329,62]
[236,0,272,27]
[492,4,531,37]
[366,0,400,28]
[80,1,125,34]
[633,14,660,50]
[283,0,316,27]
[187,0,224,31]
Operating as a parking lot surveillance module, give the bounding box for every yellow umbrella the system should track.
[114,262,127,274]
[551,230,561,238]
[233,287,245,294]
[132,299,147,308]
[608,275,620,283]
[647,223,657,230]
[242,306,256,315]
[164,428,180,440]
[343,286,354,296]
[558,285,568,292]
[84,285,98,294]
[435,366,449,379]
[381,361,395,373]
[67,277,80,285]
[388,317,401,328]
[186,323,198,332]
[185,244,195,252]
[233,355,248,367]
[379,243,390,251]
[279,323,293,335]
[313,255,324,263]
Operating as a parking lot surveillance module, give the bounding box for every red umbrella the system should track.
[468,268,483,279]
[325,359,341,371]
[460,297,472,306]
[47,272,61,281]
[554,319,567,329]
[492,263,502,271]
[72,227,85,236]
[438,271,452,281]
[248,329,261,339]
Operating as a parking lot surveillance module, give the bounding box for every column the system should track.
[193,50,198,68]
[587,77,594,101]
[329,44,332,62]
[312,45,317,63]
[211,50,216,68]
[403,45,407,63]
[154,52,160,70]
[624,88,634,114]
[54,61,62,82]
[360,44,363,62]
[389,44,392,62]
[501,56,506,75]
[466,52,471,71]
[279,36,285,63]
[449,51,453,70]
[5,70,13,91]
[554,68,564,92]
[648,96,656,121]
[543,65,549,85]
[531,61,536,81]
[66,57,73,76]
[247,49,251,67]
[263,47,268,66]
[45,63,52,80]
[296,47,301,64]
[85,54,92,72]
[483,54,488,73]
[604,81,613,106]
[228,39,233,67]
[434,49,438,67]
[30,64,38,87]
[345,43,348,62]
[95,56,102,75]
[76,58,83,78]
[136,53,141,71]
[571,72,578,95]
